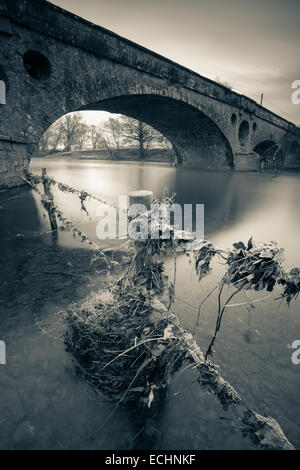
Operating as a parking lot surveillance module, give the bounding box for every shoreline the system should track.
[32,148,175,165]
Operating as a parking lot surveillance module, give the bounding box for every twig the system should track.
[224,294,272,308]
[0,195,24,204]
[41,270,92,279]
[101,336,165,370]
[193,284,219,337]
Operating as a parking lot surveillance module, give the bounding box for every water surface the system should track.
[0,158,299,449]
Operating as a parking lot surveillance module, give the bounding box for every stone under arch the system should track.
[39,94,235,170]
[284,140,300,168]
[291,141,300,159]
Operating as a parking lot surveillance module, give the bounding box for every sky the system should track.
[51,0,300,126]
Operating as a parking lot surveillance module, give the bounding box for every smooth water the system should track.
[0,158,299,449]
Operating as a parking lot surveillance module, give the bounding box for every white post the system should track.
[0,80,6,105]
[0,340,6,365]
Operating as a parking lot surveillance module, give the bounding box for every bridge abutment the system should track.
[0,137,30,188]
[235,152,259,172]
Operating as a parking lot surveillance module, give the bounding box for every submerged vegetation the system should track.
[24,169,300,449]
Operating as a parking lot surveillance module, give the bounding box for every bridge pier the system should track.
[235,152,259,172]
[0,136,30,188]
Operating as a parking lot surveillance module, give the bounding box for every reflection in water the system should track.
[0,158,299,449]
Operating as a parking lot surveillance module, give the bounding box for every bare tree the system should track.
[215,76,232,90]
[76,122,89,150]
[119,116,158,159]
[38,113,174,161]
[98,118,123,159]
[51,121,65,152]
[89,125,103,150]
[60,113,86,152]
[38,113,88,154]
[38,120,64,154]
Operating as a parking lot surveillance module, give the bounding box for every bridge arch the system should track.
[38,94,235,170]
[253,140,277,157]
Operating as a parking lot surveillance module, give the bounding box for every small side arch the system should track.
[253,140,277,157]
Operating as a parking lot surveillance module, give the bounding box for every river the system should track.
[0,157,299,449]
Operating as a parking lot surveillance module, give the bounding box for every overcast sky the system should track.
[51,0,300,126]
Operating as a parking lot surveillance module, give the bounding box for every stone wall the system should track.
[235,152,259,172]
[0,136,29,188]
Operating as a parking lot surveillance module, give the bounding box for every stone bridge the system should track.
[0,0,300,188]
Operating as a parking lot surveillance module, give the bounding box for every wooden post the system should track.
[128,190,153,272]
[128,190,153,210]
[42,167,58,232]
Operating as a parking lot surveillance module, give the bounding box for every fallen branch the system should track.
[0,195,24,204]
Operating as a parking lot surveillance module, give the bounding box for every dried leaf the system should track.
[247,237,253,250]
[163,324,176,340]
[151,344,166,357]
[233,241,246,250]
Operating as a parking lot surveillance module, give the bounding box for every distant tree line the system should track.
[214,76,232,90]
[38,113,175,161]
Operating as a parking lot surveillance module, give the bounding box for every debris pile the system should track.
[64,282,185,408]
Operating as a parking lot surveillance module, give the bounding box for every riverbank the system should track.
[33,148,175,164]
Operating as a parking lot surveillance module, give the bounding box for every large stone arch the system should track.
[40,93,235,170]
